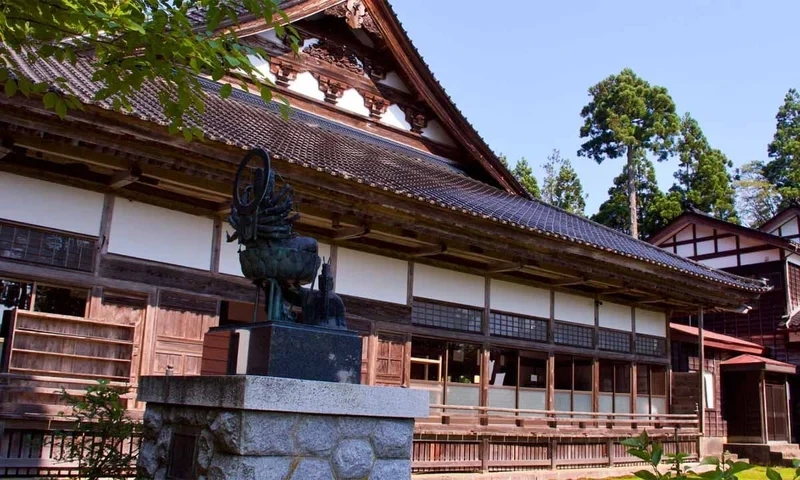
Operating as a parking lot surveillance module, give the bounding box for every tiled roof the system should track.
[720,354,796,373]
[5,51,769,293]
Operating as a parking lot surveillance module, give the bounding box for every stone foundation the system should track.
[136,375,427,480]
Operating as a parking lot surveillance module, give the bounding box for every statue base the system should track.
[201,322,362,384]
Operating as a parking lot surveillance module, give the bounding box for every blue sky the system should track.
[390,0,800,215]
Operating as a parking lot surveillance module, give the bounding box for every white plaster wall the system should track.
[219,222,243,276]
[413,263,484,307]
[336,88,370,117]
[635,308,666,337]
[336,248,407,304]
[717,237,737,252]
[788,255,800,266]
[258,30,283,46]
[780,218,799,237]
[553,292,594,326]
[739,236,763,249]
[0,172,104,236]
[314,243,331,290]
[599,301,632,331]
[381,104,412,130]
[489,279,550,318]
[109,199,213,270]
[676,243,694,257]
[695,225,714,238]
[675,226,693,242]
[248,56,277,83]
[377,71,410,93]
[288,71,325,101]
[421,120,455,146]
[701,256,739,269]
[696,240,715,255]
[740,249,781,266]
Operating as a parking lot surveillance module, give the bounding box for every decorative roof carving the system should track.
[315,74,347,103]
[402,106,428,133]
[325,0,381,36]
[363,93,389,119]
[269,61,298,87]
[304,39,365,76]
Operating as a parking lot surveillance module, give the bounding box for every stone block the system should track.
[333,439,374,479]
[370,459,411,480]
[207,454,241,480]
[240,457,292,480]
[210,412,242,453]
[240,412,296,455]
[372,419,413,459]
[339,417,377,439]
[295,416,339,456]
[290,458,335,480]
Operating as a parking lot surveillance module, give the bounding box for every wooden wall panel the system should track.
[151,291,218,376]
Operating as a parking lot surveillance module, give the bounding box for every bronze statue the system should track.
[228,148,347,329]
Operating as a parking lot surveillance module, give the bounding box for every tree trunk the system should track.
[627,148,638,238]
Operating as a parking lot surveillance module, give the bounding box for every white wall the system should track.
[219,221,242,276]
[0,172,104,236]
[377,71,410,93]
[696,240,715,255]
[490,279,550,318]
[779,218,799,237]
[413,263,484,307]
[675,226,693,242]
[701,256,739,269]
[109,199,213,270]
[676,243,694,257]
[381,104,411,130]
[599,301,632,331]
[695,225,714,238]
[336,248,407,304]
[553,292,594,326]
[337,88,370,117]
[421,120,455,146]
[635,308,666,337]
[741,249,781,266]
[288,71,325,101]
[717,236,737,251]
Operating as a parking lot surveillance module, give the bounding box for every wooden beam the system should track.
[409,244,445,258]
[551,277,588,287]
[332,225,370,241]
[637,297,666,305]
[108,164,142,189]
[488,262,525,274]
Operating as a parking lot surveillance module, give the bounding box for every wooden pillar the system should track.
[666,310,673,414]
[546,352,555,411]
[548,290,555,343]
[631,362,638,414]
[480,344,490,426]
[698,307,705,435]
[480,437,489,473]
[403,333,412,387]
[94,193,115,275]
[787,378,793,443]
[210,217,222,273]
[367,323,378,386]
[760,370,768,444]
[592,358,600,415]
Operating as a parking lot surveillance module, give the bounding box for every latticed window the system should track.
[489,311,547,342]
[412,299,482,333]
[0,221,96,272]
[553,321,594,349]
[598,329,631,353]
[635,334,667,357]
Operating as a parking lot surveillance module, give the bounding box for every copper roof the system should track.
[720,354,796,374]
[3,51,771,294]
[670,323,764,355]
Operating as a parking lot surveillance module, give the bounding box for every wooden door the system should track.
[152,291,218,376]
[374,333,405,386]
[767,383,789,442]
[91,291,147,386]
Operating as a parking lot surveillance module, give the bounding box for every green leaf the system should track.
[632,470,659,480]
[4,79,17,97]
[219,83,233,99]
[699,456,720,466]
[766,468,783,480]
[260,85,272,104]
[627,449,652,463]
[726,461,754,475]
[182,128,193,142]
[43,92,58,108]
[224,55,240,67]
[651,443,663,465]
[55,98,67,119]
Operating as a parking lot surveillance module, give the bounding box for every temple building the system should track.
[649,206,800,462]
[0,0,773,476]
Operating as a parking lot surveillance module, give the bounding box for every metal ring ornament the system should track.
[233,148,271,215]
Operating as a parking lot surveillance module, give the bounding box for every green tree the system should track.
[541,149,586,215]
[0,0,297,140]
[672,113,738,222]
[511,157,541,199]
[765,88,800,205]
[593,154,677,238]
[735,160,781,227]
[579,68,681,238]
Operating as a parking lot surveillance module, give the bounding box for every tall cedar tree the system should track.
[672,113,738,222]
[499,155,541,199]
[765,88,800,206]
[0,0,297,140]
[541,150,586,215]
[579,69,680,238]
[735,161,780,227]
[592,155,675,238]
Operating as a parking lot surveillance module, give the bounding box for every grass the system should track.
[603,466,796,479]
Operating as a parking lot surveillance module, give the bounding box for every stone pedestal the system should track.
[137,375,428,480]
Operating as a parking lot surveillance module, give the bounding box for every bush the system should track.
[57,380,141,480]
